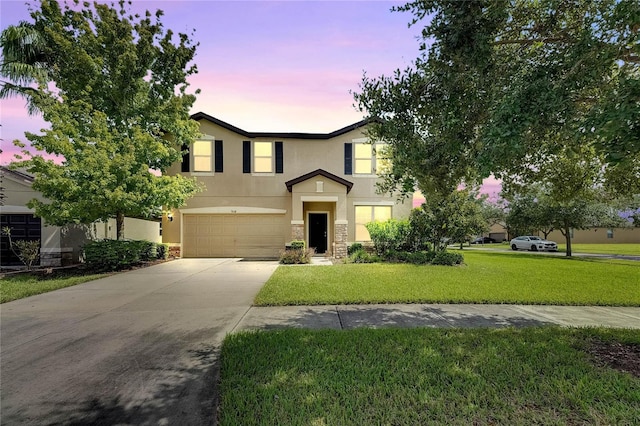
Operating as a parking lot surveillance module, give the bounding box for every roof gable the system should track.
[285,169,353,193]
[0,166,34,186]
[190,112,376,140]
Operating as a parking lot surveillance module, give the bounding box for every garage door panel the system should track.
[183,214,285,258]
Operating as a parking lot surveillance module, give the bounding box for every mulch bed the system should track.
[588,340,640,378]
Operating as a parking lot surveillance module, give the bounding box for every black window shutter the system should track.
[215,140,223,173]
[243,141,251,173]
[344,143,353,175]
[181,143,190,172]
[275,141,283,174]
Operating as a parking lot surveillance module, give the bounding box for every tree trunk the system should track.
[564,223,572,257]
[116,212,125,240]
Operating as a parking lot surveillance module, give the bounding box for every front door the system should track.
[308,213,328,254]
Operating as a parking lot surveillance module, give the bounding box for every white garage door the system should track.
[182,214,286,258]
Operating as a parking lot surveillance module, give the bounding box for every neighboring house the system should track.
[546,227,640,244]
[487,222,639,244]
[0,166,161,267]
[162,113,413,258]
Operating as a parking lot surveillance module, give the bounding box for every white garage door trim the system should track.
[180,206,286,214]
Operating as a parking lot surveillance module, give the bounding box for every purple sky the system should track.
[0,0,501,200]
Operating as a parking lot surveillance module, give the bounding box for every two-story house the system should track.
[161,113,412,259]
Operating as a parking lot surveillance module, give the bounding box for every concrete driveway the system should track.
[1,258,278,425]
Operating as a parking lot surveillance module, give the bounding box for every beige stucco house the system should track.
[487,222,639,244]
[0,166,161,267]
[162,113,412,258]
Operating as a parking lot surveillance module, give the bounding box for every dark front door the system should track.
[308,213,327,254]
[1,214,42,266]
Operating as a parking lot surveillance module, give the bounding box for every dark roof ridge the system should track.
[285,169,353,193]
[190,112,376,140]
[0,165,35,183]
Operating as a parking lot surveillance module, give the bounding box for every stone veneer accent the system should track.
[334,223,348,259]
[40,248,73,267]
[291,224,304,241]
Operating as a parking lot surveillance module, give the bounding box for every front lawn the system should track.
[0,272,108,303]
[559,243,640,256]
[220,327,640,425]
[255,251,640,306]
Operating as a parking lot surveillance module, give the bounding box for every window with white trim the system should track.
[355,205,392,241]
[193,139,213,172]
[253,141,273,173]
[353,140,389,175]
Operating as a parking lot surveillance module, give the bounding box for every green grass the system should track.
[559,243,640,256]
[0,272,108,303]
[255,251,640,306]
[220,327,640,425]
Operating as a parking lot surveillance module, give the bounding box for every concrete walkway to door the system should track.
[0,258,278,426]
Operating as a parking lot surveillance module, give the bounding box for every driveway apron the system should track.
[0,258,278,426]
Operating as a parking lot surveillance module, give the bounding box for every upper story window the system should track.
[352,138,389,175]
[243,141,283,174]
[193,139,213,172]
[254,141,273,173]
[185,137,223,174]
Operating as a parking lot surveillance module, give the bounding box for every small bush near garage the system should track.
[156,243,169,259]
[84,239,166,271]
[279,247,315,264]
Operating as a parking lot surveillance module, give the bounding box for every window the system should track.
[354,143,373,174]
[254,141,273,173]
[244,141,282,174]
[355,205,392,241]
[192,140,213,172]
[353,139,389,175]
[607,229,614,239]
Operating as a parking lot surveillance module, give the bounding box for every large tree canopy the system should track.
[355,0,639,200]
[2,0,202,238]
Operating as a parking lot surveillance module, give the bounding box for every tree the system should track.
[0,21,50,115]
[504,184,629,256]
[410,189,486,251]
[3,0,202,239]
[355,0,639,201]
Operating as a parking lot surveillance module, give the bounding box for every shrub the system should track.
[365,219,411,255]
[383,250,435,265]
[156,243,169,259]
[13,239,41,270]
[408,251,435,265]
[290,240,306,250]
[348,249,379,263]
[1,226,41,270]
[280,248,314,264]
[432,250,464,266]
[84,239,160,271]
[347,243,364,255]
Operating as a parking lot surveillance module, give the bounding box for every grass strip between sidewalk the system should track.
[255,251,640,306]
[219,327,640,426]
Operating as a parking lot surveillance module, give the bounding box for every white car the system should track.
[510,236,558,252]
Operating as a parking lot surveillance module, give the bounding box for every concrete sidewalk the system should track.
[235,303,640,331]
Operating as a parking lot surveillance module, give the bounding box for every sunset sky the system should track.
[0,0,500,200]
